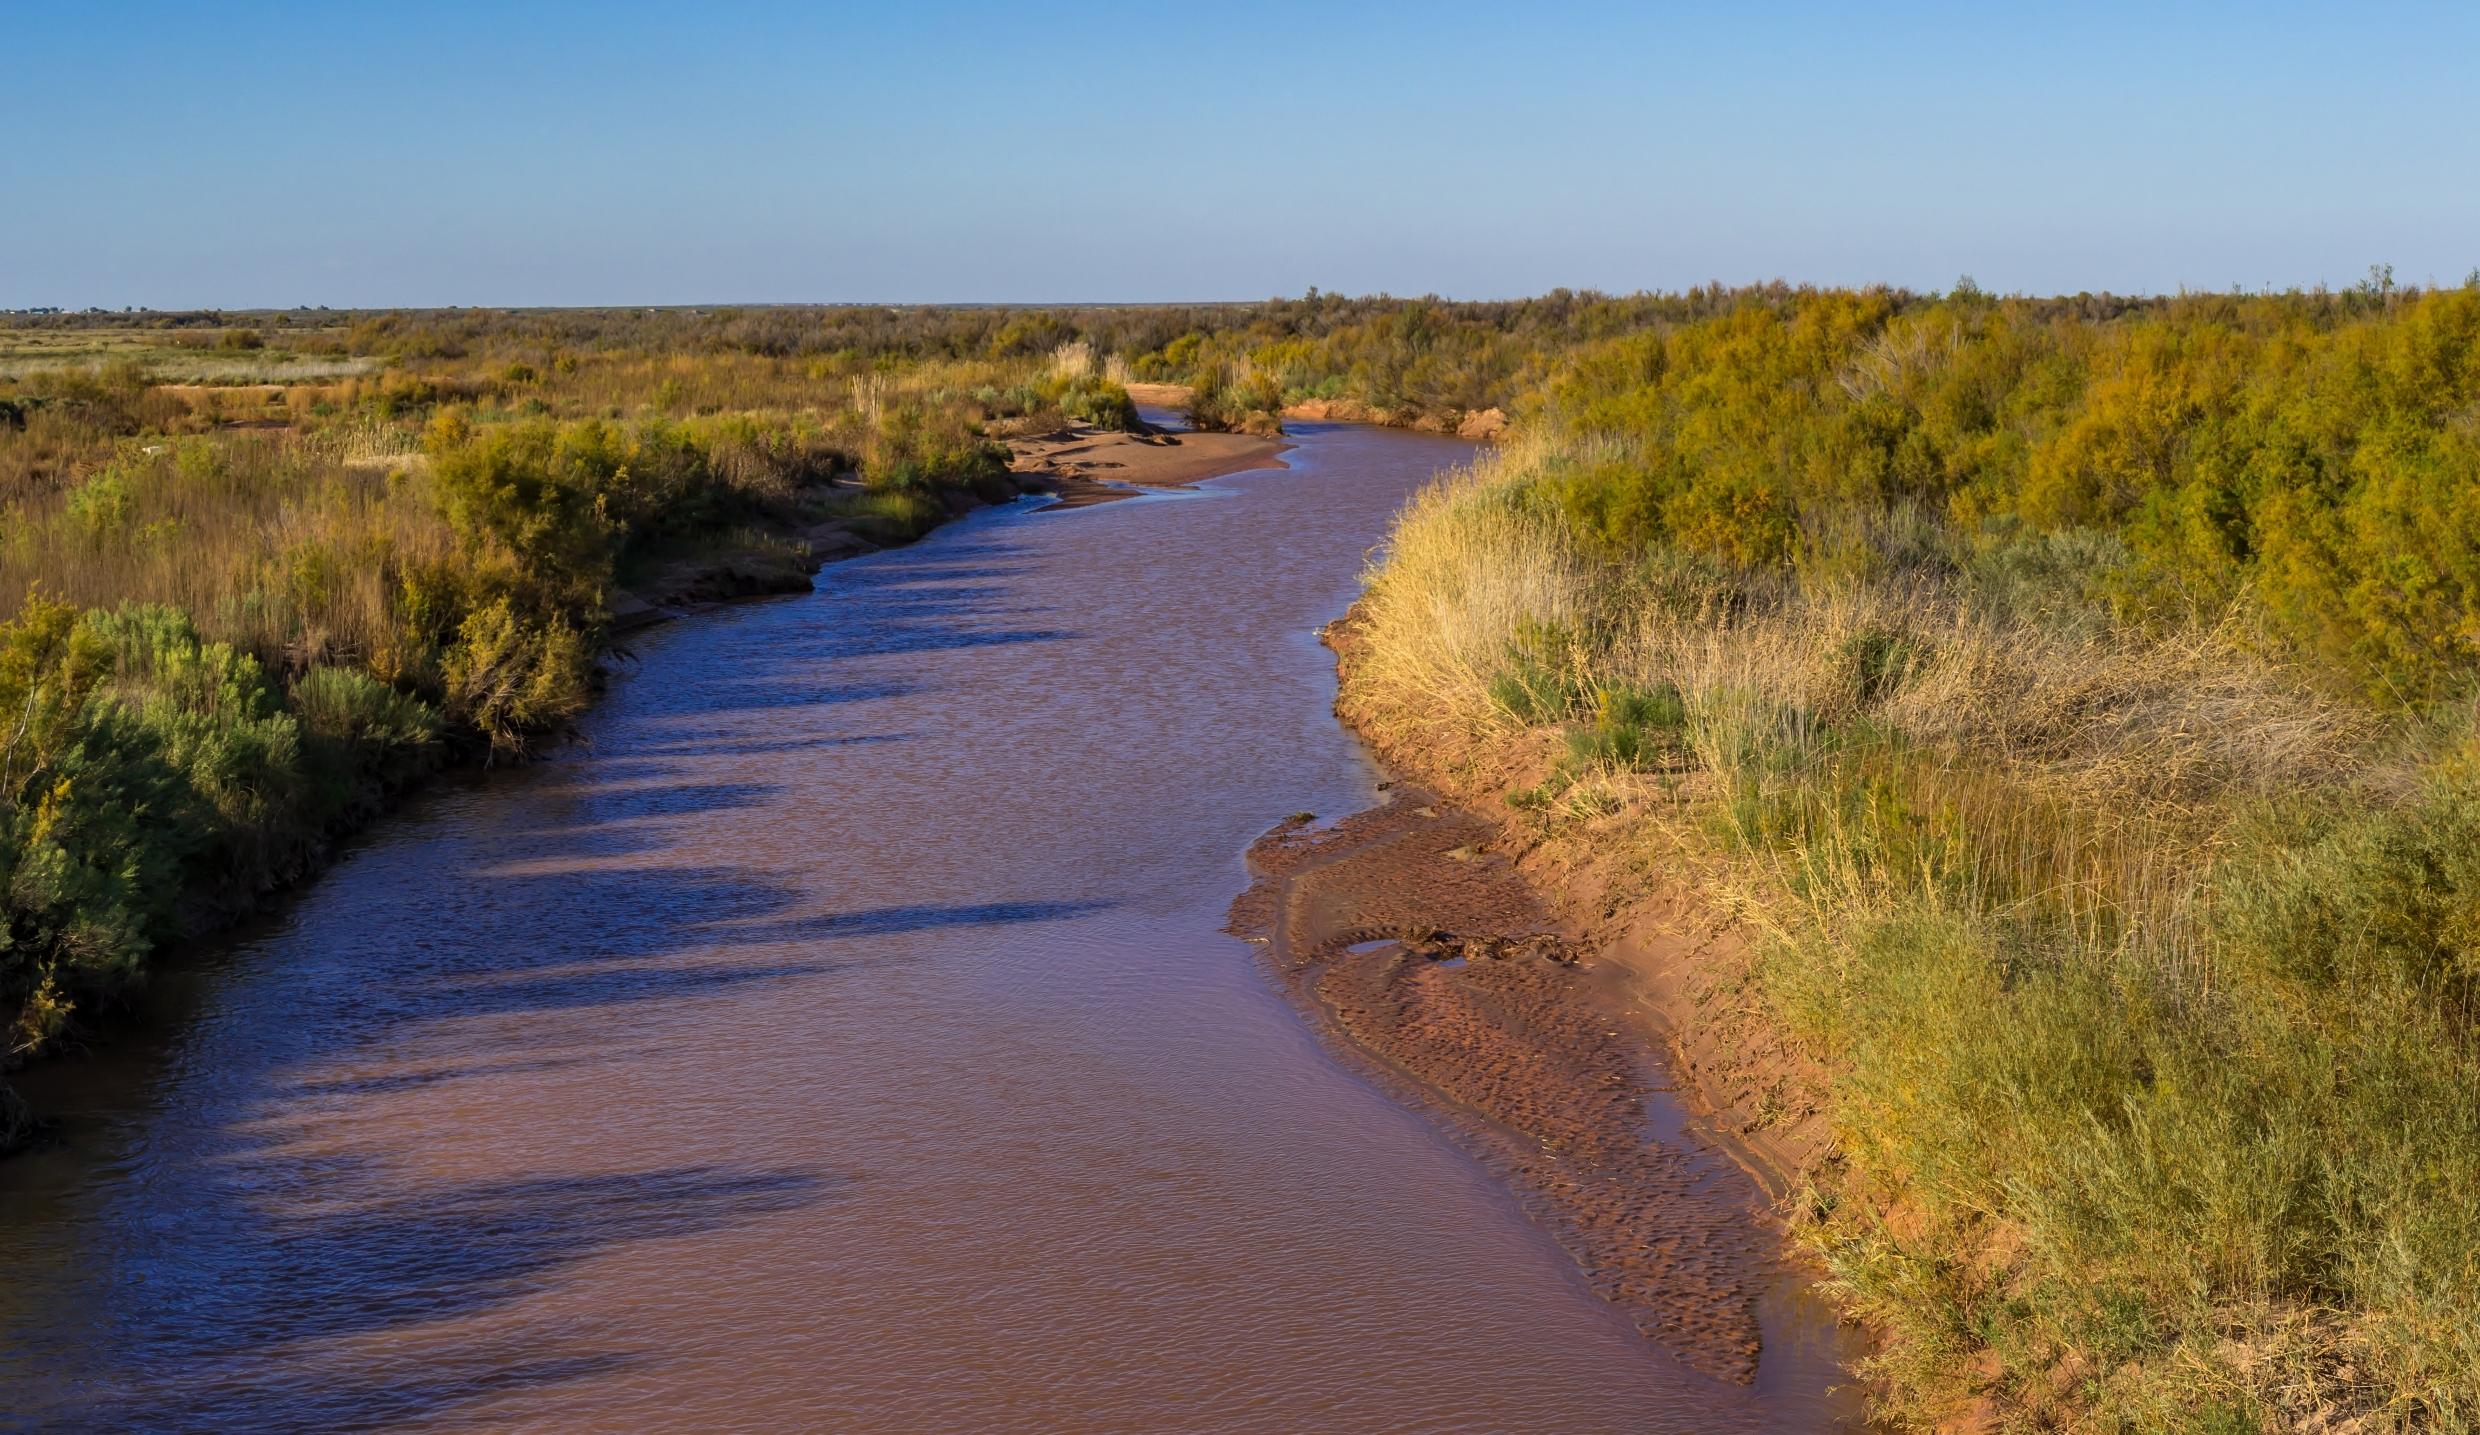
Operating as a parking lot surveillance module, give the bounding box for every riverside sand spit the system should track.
[1007,419,1292,508]
[1227,604,1868,1416]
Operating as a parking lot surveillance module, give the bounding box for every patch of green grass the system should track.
[1563,679,1686,769]
[1485,616,1587,723]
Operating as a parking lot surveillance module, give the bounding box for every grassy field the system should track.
[0,323,380,383]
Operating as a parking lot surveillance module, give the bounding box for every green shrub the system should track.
[2215,780,2480,1014]
[440,598,591,756]
[862,402,1011,494]
[63,468,136,537]
[3,702,198,1048]
[1837,629,1917,707]
[1032,372,1141,431]
[3,602,322,1053]
[80,604,304,887]
[1485,617,1586,723]
[839,488,944,544]
[423,412,621,614]
[1186,361,1285,434]
[290,665,440,809]
[1564,680,1686,768]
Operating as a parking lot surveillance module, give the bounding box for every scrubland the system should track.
[10,284,2480,1431]
[1339,281,2480,1429]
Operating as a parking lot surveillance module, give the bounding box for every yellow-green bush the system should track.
[1185,360,1286,435]
[1345,426,2476,1426]
[1524,287,2480,702]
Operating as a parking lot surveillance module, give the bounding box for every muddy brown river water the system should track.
[1,418,1853,1432]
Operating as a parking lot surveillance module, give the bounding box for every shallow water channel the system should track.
[1,419,1852,1432]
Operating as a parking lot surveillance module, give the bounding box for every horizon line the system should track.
[7,270,2471,317]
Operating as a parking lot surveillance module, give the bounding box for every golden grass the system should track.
[0,432,455,674]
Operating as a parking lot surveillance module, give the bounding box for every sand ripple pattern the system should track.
[1232,796,1798,1384]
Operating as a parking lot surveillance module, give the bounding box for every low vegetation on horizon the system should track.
[10,281,2480,1427]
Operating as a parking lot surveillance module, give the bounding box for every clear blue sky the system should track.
[6,1,2475,307]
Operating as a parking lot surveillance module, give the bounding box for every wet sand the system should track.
[1231,797,1786,1379]
[1008,422,1291,508]
[1227,616,1869,1421]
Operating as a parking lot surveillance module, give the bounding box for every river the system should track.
[1,418,1847,1432]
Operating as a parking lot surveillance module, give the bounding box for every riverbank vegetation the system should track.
[0,313,1142,1132]
[13,286,2480,1426]
[1340,281,2480,1428]
[1182,360,1289,435]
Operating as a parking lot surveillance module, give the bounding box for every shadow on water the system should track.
[42,1347,644,1435]
[550,776,787,820]
[369,882,1114,1027]
[264,838,1119,1071]
[2,596,1121,1428]
[594,732,918,763]
[13,1163,833,1433]
[786,540,1079,659]
[644,674,929,716]
[598,536,1070,721]
[488,774,803,861]
[285,1053,599,1101]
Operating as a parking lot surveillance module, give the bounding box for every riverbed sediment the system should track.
[1227,604,1868,1412]
[1008,419,1291,508]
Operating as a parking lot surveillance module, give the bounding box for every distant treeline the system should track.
[13,279,2429,427]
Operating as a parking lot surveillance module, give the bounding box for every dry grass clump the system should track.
[1346,439,2479,1430]
[1345,435,1603,737]
[0,433,456,675]
[1048,338,1097,381]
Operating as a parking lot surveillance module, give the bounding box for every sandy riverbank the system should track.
[1226,605,1867,1407]
[1124,381,1509,441]
[1007,420,1292,509]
